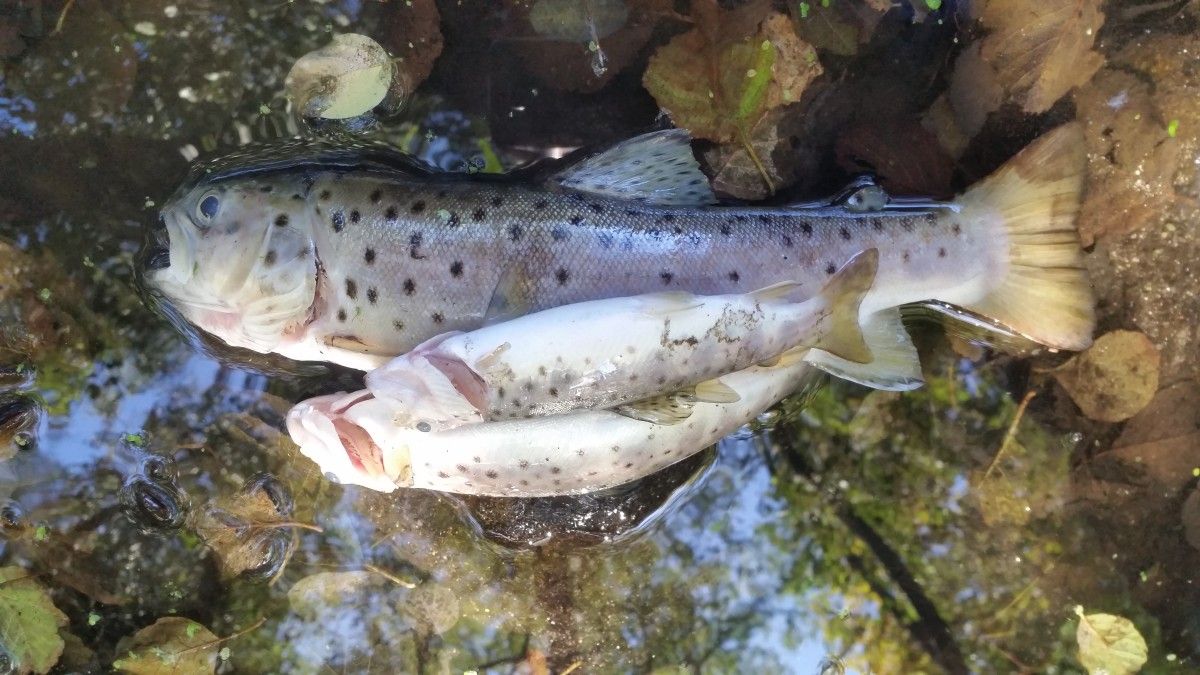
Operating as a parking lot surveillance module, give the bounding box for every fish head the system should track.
[364,353,487,432]
[286,391,404,493]
[146,174,320,354]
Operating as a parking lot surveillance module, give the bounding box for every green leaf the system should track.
[1074,606,1148,675]
[0,566,68,674]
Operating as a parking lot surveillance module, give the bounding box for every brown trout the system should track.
[146,125,1094,387]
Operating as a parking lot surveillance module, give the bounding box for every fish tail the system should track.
[956,122,1095,350]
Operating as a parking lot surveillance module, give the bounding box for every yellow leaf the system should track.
[1074,606,1148,675]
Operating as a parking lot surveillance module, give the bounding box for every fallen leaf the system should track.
[791,0,888,56]
[944,43,1005,145]
[977,0,1106,113]
[834,118,956,197]
[376,0,443,93]
[1102,380,1200,495]
[287,571,378,615]
[285,34,396,120]
[112,617,218,675]
[1074,606,1148,675]
[1053,331,1160,423]
[643,11,821,143]
[191,487,302,579]
[0,566,68,675]
[705,105,806,200]
[528,0,629,41]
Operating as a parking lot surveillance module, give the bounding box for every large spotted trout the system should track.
[146,124,1094,389]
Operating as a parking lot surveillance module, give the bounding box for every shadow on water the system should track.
[2,0,1199,672]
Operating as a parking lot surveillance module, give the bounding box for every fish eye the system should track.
[197,193,220,221]
[416,421,432,433]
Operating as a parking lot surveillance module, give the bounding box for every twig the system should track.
[365,563,416,589]
[176,616,267,656]
[560,661,583,675]
[51,0,75,35]
[253,520,324,533]
[983,390,1037,480]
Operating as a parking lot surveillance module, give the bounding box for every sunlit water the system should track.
[1,1,1198,673]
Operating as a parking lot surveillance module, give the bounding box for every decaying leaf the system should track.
[1053,331,1160,423]
[943,43,1005,146]
[0,566,68,675]
[285,34,396,120]
[376,0,444,93]
[643,11,821,143]
[528,0,629,41]
[112,617,218,675]
[834,119,956,197]
[978,0,1106,114]
[791,0,888,56]
[1102,381,1200,495]
[705,105,806,200]
[191,487,305,579]
[287,571,378,615]
[1074,606,1148,675]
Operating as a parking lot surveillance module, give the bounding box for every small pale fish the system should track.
[286,359,819,496]
[363,248,878,430]
[146,124,1095,382]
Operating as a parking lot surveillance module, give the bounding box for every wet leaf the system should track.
[287,571,378,615]
[1053,331,1160,423]
[0,567,68,675]
[376,0,444,93]
[1074,607,1148,675]
[643,11,821,143]
[112,617,218,675]
[791,0,888,56]
[705,105,806,200]
[191,489,304,579]
[528,0,629,41]
[977,0,1106,114]
[944,44,1005,145]
[285,34,396,120]
[834,119,956,197]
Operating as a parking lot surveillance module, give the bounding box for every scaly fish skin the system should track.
[147,126,1094,370]
[286,360,818,496]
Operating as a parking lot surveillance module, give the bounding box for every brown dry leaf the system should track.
[834,119,956,197]
[191,490,296,579]
[791,0,888,56]
[1103,380,1200,494]
[1054,331,1160,423]
[643,10,821,143]
[112,617,218,675]
[977,0,1106,114]
[944,43,1005,145]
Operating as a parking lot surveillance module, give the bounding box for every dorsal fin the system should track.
[548,129,717,207]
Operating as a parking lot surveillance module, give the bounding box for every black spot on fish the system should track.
[508,225,523,242]
[260,185,273,193]
[446,212,461,227]
[902,251,911,263]
[549,387,559,397]
[903,219,915,232]
[485,470,498,479]
[436,190,448,199]
[551,226,568,241]
[728,270,740,282]
[345,279,357,299]
[456,464,467,473]
[411,200,426,214]
[264,250,276,266]
[839,226,851,240]
[393,320,404,331]
[569,215,583,226]
[938,247,947,258]
[801,222,813,235]
[589,203,604,214]
[825,262,836,275]
[534,199,548,210]
[337,309,347,322]
[758,215,772,224]
[720,223,732,236]
[367,288,378,304]
[523,381,534,392]
[660,271,673,285]
[319,190,331,200]
[432,312,444,324]
[781,234,793,247]
[274,214,289,227]
[597,232,614,249]
[491,196,503,207]
[437,471,448,479]
[952,222,962,236]
[370,189,382,203]
[409,232,426,259]
[497,387,506,399]
[555,267,569,285]
[872,217,884,231]
[403,279,416,295]
[364,247,376,264]
[331,211,345,232]
[385,206,398,221]
[349,209,360,224]
[550,466,561,475]
[450,261,463,277]
[923,213,938,226]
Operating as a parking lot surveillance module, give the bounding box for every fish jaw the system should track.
[364,352,486,431]
[286,392,398,492]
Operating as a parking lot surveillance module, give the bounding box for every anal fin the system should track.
[805,308,923,391]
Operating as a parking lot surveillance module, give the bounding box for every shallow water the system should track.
[1,1,1199,673]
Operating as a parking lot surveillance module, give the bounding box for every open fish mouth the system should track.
[286,392,395,492]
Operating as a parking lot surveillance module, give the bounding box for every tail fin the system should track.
[955,123,1095,351]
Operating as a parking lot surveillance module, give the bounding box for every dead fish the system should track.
[285,358,819,496]
[363,248,881,431]
[145,123,1094,385]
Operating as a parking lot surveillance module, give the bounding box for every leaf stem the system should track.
[984,390,1037,480]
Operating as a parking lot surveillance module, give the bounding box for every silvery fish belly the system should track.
[362,248,878,430]
[286,358,819,496]
[145,124,1095,372]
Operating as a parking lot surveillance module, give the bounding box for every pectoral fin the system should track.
[483,263,535,324]
[613,378,739,425]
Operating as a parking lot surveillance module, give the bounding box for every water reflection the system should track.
[1,0,1198,673]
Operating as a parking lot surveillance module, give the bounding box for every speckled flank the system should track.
[292,174,981,363]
